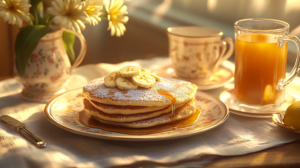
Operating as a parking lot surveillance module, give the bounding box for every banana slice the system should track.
[116,77,138,90]
[104,71,121,87]
[132,72,156,88]
[141,68,162,82]
[150,73,162,82]
[120,66,141,77]
[141,68,148,72]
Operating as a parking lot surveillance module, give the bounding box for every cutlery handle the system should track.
[18,127,47,148]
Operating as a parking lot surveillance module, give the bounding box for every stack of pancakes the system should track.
[82,73,198,128]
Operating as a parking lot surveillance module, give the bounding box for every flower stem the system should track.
[34,11,38,25]
[100,15,108,20]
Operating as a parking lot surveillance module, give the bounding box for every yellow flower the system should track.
[0,0,31,27]
[105,0,128,37]
[82,0,103,26]
[47,0,88,33]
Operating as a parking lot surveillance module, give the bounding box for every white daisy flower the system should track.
[105,0,129,37]
[0,0,31,27]
[47,0,88,33]
[82,0,103,26]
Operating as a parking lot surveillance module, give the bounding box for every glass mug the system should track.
[234,18,300,107]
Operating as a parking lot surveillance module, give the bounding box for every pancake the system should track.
[92,99,196,128]
[83,77,197,106]
[84,98,186,122]
[89,99,169,114]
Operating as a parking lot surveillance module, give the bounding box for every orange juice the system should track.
[234,33,288,105]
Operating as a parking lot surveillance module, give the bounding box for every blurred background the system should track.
[1,0,300,79]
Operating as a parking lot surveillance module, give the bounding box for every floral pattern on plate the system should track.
[45,89,229,141]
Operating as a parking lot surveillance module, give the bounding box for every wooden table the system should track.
[0,76,14,81]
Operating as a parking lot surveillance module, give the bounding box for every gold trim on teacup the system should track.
[166,26,223,38]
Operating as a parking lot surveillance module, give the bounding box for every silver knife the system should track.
[1,115,46,148]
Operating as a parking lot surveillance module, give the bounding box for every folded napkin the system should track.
[1,57,300,168]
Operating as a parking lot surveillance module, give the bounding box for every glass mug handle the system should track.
[213,37,234,71]
[277,35,300,90]
[62,28,87,72]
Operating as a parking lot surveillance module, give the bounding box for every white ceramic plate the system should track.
[44,88,229,141]
[151,66,234,90]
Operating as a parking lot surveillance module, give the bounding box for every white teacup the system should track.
[166,26,234,82]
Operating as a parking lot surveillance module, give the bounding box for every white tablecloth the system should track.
[1,57,300,168]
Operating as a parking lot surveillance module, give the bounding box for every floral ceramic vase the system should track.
[16,28,86,102]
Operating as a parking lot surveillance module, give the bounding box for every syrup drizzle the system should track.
[157,89,176,114]
[77,109,201,135]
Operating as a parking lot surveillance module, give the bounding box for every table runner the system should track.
[1,57,300,168]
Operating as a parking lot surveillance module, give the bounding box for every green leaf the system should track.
[15,26,33,75]
[15,25,50,77]
[62,31,76,62]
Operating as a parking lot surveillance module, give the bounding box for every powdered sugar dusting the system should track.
[84,78,102,91]
[83,77,195,104]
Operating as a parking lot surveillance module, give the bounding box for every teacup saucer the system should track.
[272,113,300,133]
[219,89,297,117]
[151,66,234,90]
[230,110,273,118]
